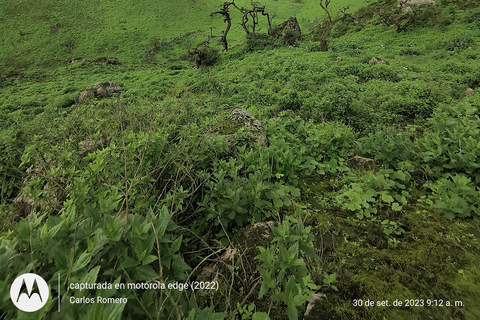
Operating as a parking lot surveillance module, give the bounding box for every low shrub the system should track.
[426,174,480,220]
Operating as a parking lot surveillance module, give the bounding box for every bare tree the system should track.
[237,2,272,35]
[211,2,236,52]
[318,0,352,51]
[188,41,219,69]
[379,2,425,33]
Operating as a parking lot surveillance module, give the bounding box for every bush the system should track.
[246,33,283,52]
[466,7,480,25]
[418,103,480,182]
[380,81,444,119]
[255,217,320,320]
[427,174,480,220]
[443,36,474,51]
[355,127,418,168]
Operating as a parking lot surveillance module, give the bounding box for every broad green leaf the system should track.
[142,255,158,266]
[171,235,183,254]
[392,202,402,211]
[252,312,271,320]
[258,283,269,299]
[287,305,298,320]
[394,171,406,181]
[133,265,158,281]
[46,219,63,238]
[381,192,394,203]
[72,251,92,272]
[85,204,101,220]
[105,301,126,320]
[290,187,300,197]
[364,189,377,202]
[40,224,49,241]
[79,266,101,292]
[117,256,139,270]
[99,276,122,298]
[86,303,105,320]
[273,198,283,208]
[52,245,69,270]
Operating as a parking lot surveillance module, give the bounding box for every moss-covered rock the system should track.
[269,16,301,46]
[216,108,268,149]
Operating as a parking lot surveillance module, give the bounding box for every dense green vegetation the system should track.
[1,0,480,319]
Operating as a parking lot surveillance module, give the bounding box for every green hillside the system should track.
[1,0,480,319]
[0,0,369,69]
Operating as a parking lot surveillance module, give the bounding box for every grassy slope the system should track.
[0,0,368,70]
[1,0,480,319]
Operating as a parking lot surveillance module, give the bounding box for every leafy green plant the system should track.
[322,272,338,291]
[355,127,418,168]
[380,219,405,245]
[237,303,270,320]
[419,103,480,183]
[255,217,320,320]
[336,169,411,219]
[0,203,193,319]
[444,36,474,51]
[197,156,300,231]
[426,174,480,220]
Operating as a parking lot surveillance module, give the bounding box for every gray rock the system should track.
[105,81,123,93]
[398,0,435,5]
[303,294,327,320]
[79,87,94,102]
[219,109,268,147]
[398,0,435,13]
[369,57,387,64]
[94,82,108,97]
[93,81,123,97]
[271,16,301,46]
[68,57,88,64]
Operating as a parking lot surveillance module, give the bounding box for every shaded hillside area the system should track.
[1,0,480,319]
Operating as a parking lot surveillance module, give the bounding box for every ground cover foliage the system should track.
[1,0,480,319]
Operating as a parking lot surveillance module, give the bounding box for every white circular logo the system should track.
[10,273,50,312]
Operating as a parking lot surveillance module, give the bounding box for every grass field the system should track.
[0,0,370,69]
[1,0,480,319]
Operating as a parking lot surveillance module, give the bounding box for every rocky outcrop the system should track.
[217,109,268,147]
[105,81,123,93]
[369,57,388,64]
[79,88,95,102]
[346,153,375,170]
[94,82,108,97]
[466,87,476,96]
[68,57,88,64]
[398,0,436,13]
[270,16,301,46]
[303,294,327,320]
[78,138,104,158]
[78,82,123,102]
[398,0,435,5]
